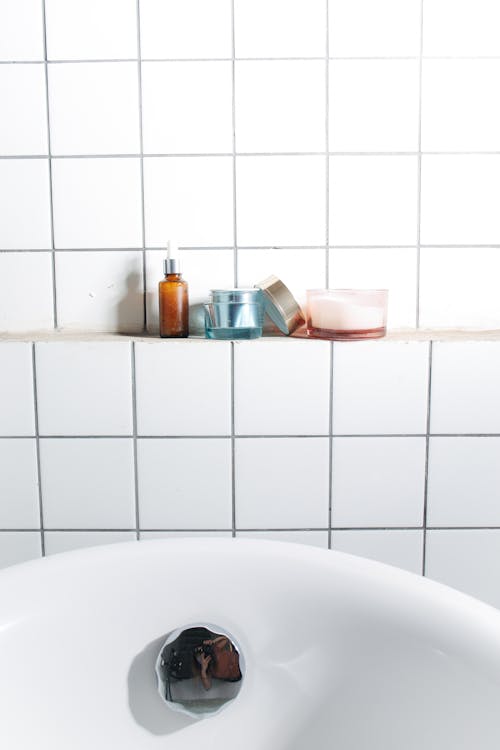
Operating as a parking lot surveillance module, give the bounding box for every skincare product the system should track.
[306,289,388,340]
[159,241,189,338]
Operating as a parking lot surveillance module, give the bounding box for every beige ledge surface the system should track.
[2,328,500,343]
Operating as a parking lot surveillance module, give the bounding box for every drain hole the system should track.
[156,625,243,717]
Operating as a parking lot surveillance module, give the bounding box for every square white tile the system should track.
[0,439,39,528]
[0,65,48,155]
[234,340,330,435]
[142,62,232,154]
[135,341,231,436]
[419,247,500,329]
[145,249,235,335]
[0,160,52,249]
[330,60,419,152]
[423,0,500,57]
[332,530,423,574]
[51,158,142,248]
[140,531,232,540]
[0,532,41,569]
[329,156,418,246]
[0,253,54,331]
[137,438,232,529]
[0,0,44,61]
[237,530,328,548]
[55,251,144,333]
[427,437,500,528]
[331,437,426,527]
[237,247,326,316]
[144,157,233,247]
[332,342,429,435]
[236,156,325,247]
[235,61,325,153]
[48,62,140,155]
[430,343,500,434]
[139,0,232,59]
[44,531,136,555]
[420,156,500,246]
[235,438,329,528]
[35,342,133,435]
[329,247,417,329]
[422,60,500,153]
[329,0,421,57]
[45,0,138,60]
[40,438,136,528]
[234,0,326,58]
[0,344,35,436]
[425,529,500,609]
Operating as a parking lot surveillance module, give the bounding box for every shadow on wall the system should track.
[127,635,198,736]
[116,271,144,334]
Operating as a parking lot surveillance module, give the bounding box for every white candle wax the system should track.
[308,295,384,331]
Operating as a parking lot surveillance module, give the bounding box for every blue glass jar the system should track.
[204,289,264,340]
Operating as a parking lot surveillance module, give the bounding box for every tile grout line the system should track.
[5,55,500,65]
[230,343,236,537]
[4,151,500,159]
[415,0,425,327]
[40,0,58,330]
[325,0,330,287]
[3,526,500,533]
[422,340,433,575]
[328,342,334,550]
[325,6,333,551]
[6,243,500,253]
[131,342,141,539]
[31,343,45,556]
[230,0,238,287]
[5,432,500,439]
[135,0,148,332]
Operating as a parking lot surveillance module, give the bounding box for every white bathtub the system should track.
[0,538,499,749]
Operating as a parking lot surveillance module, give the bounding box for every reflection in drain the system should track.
[156,625,243,717]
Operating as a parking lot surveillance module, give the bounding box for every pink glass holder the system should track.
[306,289,388,341]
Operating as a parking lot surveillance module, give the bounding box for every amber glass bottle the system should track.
[159,258,189,337]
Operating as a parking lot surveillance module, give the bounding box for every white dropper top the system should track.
[164,239,180,274]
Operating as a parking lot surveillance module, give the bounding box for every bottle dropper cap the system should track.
[164,239,180,274]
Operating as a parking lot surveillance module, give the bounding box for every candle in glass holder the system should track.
[306,289,388,340]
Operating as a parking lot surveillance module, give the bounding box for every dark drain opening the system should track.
[156,625,244,717]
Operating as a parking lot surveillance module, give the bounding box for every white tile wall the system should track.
[331,530,423,575]
[2,2,500,611]
[142,62,233,154]
[329,60,419,152]
[427,438,500,528]
[430,343,500,434]
[0,343,35,435]
[332,342,429,435]
[426,530,500,610]
[0,65,48,155]
[1,0,500,331]
[35,342,133,435]
[48,63,141,156]
[135,341,231,436]
[234,437,330,528]
[331,437,426,527]
[52,158,143,249]
[234,340,330,435]
[0,439,39,528]
[40,437,136,529]
[235,61,325,153]
[137,438,232,529]
[0,338,500,611]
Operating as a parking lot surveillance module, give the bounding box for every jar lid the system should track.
[254,275,304,335]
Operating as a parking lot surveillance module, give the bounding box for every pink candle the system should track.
[306,289,388,340]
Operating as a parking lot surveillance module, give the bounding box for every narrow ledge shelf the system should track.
[2,328,500,343]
